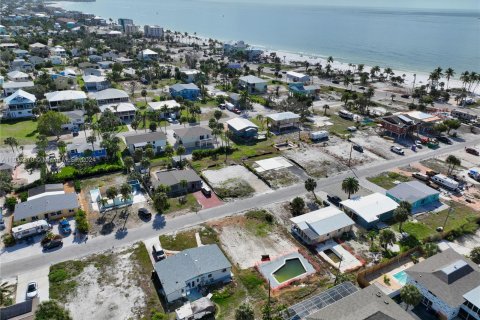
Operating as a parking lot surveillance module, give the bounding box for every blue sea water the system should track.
[56,0,480,74]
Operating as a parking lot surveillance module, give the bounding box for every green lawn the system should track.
[164,193,199,214]
[327,114,356,136]
[0,119,38,145]
[244,210,275,237]
[367,171,412,190]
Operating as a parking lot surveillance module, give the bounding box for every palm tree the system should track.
[105,186,118,211]
[327,56,334,64]
[141,89,148,106]
[256,114,264,130]
[393,207,409,233]
[423,242,439,257]
[445,68,455,90]
[124,156,134,173]
[160,105,169,133]
[57,140,67,162]
[378,229,396,251]
[304,178,318,201]
[446,155,461,175]
[322,104,330,116]
[235,303,254,320]
[119,183,132,205]
[176,145,186,165]
[341,177,359,199]
[400,284,422,311]
[179,179,188,195]
[4,137,18,153]
[86,135,96,151]
[0,281,14,305]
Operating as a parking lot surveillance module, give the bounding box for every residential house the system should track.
[3,89,36,118]
[102,51,119,61]
[48,55,64,65]
[226,117,258,139]
[266,112,300,132]
[27,184,64,199]
[340,193,399,229]
[181,69,200,83]
[144,25,164,38]
[152,169,202,197]
[306,283,415,320]
[10,59,33,72]
[29,42,49,57]
[380,114,416,138]
[290,207,355,245]
[89,88,129,105]
[14,185,79,222]
[0,25,6,35]
[169,83,200,101]
[88,54,102,63]
[286,71,310,83]
[67,138,107,160]
[7,70,29,82]
[13,49,28,58]
[137,49,158,61]
[99,103,136,123]
[124,131,167,154]
[114,56,133,66]
[154,244,232,303]
[405,249,480,320]
[223,40,248,55]
[147,100,181,119]
[289,83,320,98]
[2,81,35,96]
[61,110,85,131]
[97,60,114,69]
[83,75,110,91]
[173,126,213,149]
[452,109,478,122]
[405,111,441,133]
[83,67,102,77]
[29,55,46,66]
[386,181,440,211]
[45,90,87,110]
[238,75,267,94]
[50,45,67,57]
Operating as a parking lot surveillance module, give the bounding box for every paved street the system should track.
[1,137,479,278]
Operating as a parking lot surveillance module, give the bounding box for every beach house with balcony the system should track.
[238,75,267,94]
[173,126,213,149]
[169,83,200,101]
[3,89,36,119]
[45,90,87,110]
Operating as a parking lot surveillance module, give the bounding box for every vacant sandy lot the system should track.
[324,140,383,167]
[213,216,298,269]
[65,248,146,320]
[284,146,347,178]
[203,165,271,195]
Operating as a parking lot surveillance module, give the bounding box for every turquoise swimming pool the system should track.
[393,270,408,286]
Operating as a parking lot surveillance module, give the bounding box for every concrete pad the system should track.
[192,191,223,209]
[16,267,49,303]
[143,236,162,266]
[254,157,292,172]
[316,240,363,273]
[195,232,203,247]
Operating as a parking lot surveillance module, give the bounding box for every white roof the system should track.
[290,206,354,236]
[286,71,309,78]
[226,117,258,131]
[89,88,129,100]
[147,100,180,110]
[83,75,106,83]
[181,69,200,75]
[141,49,158,55]
[45,90,87,102]
[464,286,480,309]
[100,102,136,113]
[340,193,399,223]
[2,81,34,89]
[7,70,28,79]
[267,112,300,121]
[239,75,266,84]
[175,302,193,319]
[4,89,36,104]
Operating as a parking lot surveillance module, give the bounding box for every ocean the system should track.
[55,0,480,74]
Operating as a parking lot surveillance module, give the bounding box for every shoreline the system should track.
[49,1,478,95]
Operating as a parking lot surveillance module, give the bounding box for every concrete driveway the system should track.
[143,236,162,266]
[15,266,49,303]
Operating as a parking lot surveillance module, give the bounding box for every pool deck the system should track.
[257,252,315,289]
[316,240,363,273]
[370,260,418,295]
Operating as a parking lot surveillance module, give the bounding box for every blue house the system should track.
[289,83,320,97]
[387,181,440,211]
[169,83,200,101]
[226,117,258,139]
[67,139,107,160]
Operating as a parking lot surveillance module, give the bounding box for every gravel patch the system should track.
[203,165,271,195]
[324,140,384,167]
[284,146,347,178]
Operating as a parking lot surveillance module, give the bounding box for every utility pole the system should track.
[348,143,353,167]
[442,202,454,231]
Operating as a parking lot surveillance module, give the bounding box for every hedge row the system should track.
[191,146,235,161]
[49,163,124,183]
[75,209,89,234]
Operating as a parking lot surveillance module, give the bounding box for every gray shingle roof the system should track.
[307,284,415,320]
[173,126,211,139]
[89,88,129,100]
[170,83,199,91]
[387,181,439,203]
[405,248,480,308]
[14,193,79,221]
[154,244,231,296]
[124,131,167,146]
[28,183,64,198]
[153,169,201,187]
[239,75,267,84]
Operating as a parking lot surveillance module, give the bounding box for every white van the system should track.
[339,109,354,120]
[310,131,329,141]
[201,184,212,197]
[11,220,51,240]
[431,174,459,191]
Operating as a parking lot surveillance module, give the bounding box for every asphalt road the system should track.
[1,137,478,278]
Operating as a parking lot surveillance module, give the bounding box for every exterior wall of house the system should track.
[48,98,86,110]
[127,139,167,154]
[292,224,353,245]
[175,134,213,149]
[168,180,202,197]
[170,88,199,101]
[19,207,78,223]
[96,96,129,106]
[269,118,300,132]
[68,148,107,159]
[239,80,267,94]
[386,193,440,209]
[85,81,109,91]
[227,124,258,138]
[407,279,460,320]
[5,102,35,118]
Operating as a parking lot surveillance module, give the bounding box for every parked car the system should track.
[218,104,226,110]
[401,94,410,99]
[412,172,429,181]
[233,108,241,114]
[353,144,363,153]
[327,195,342,207]
[26,282,38,299]
[437,136,452,144]
[152,244,166,261]
[426,170,439,177]
[59,219,71,234]
[465,147,479,156]
[332,80,340,84]
[167,117,174,123]
[390,146,405,155]
[0,210,5,230]
[138,208,152,220]
[201,184,212,197]
[43,239,63,251]
[322,200,331,207]
[414,140,423,148]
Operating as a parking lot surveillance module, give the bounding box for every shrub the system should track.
[2,234,16,247]
[191,146,235,160]
[5,197,17,212]
[75,209,89,234]
[19,192,28,202]
[73,180,81,193]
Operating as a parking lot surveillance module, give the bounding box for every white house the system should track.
[181,69,200,83]
[45,90,87,110]
[286,71,310,84]
[83,75,109,91]
[89,88,129,105]
[3,89,36,118]
[3,81,35,96]
[405,249,480,320]
[147,100,181,119]
[137,49,158,61]
[173,126,213,149]
[124,131,167,154]
[61,110,85,130]
[50,45,67,57]
[7,70,29,82]
[99,103,136,123]
[290,206,355,245]
[238,75,267,94]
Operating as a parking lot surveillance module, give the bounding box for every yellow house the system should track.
[14,193,79,222]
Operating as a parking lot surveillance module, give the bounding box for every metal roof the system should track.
[14,193,79,221]
[2,81,34,89]
[387,181,439,204]
[45,90,87,102]
[463,285,480,309]
[4,89,36,104]
[170,83,199,91]
[267,112,300,122]
[226,117,258,131]
[124,131,167,145]
[239,75,267,84]
[173,126,211,139]
[89,88,129,101]
[340,193,399,223]
[290,207,354,238]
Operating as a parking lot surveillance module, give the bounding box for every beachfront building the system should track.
[144,25,163,38]
[405,249,480,320]
[3,89,36,119]
[45,90,87,110]
[169,83,200,101]
[124,131,167,154]
[154,244,232,304]
[118,18,133,32]
[152,169,203,197]
[173,126,213,149]
[226,117,258,139]
[137,49,158,61]
[290,207,354,245]
[99,103,136,123]
[266,112,300,132]
[380,114,417,138]
[147,100,181,119]
[2,81,35,96]
[223,40,263,61]
[67,137,107,160]
[340,193,399,229]
[386,181,440,211]
[286,71,310,83]
[238,75,267,94]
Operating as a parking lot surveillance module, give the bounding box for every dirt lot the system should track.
[203,165,271,197]
[210,214,298,269]
[247,156,304,188]
[323,139,384,167]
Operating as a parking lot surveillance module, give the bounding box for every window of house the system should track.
[222,268,227,272]
[208,274,212,278]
